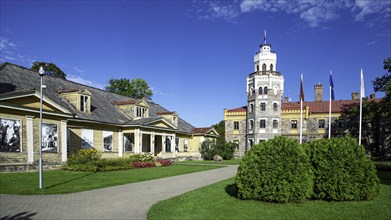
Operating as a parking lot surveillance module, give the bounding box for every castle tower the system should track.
[246,31,284,149]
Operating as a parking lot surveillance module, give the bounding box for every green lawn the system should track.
[0,164,221,195]
[175,159,241,165]
[148,171,391,220]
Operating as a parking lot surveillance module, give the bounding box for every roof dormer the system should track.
[157,111,178,128]
[58,89,92,113]
[112,99,149,120]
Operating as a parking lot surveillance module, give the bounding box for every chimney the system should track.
[369,94,376,99]
[314,83,323,102]
[284,97,289,103]
[352,92,359,100]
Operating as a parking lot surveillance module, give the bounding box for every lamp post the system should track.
[38,66,45,189]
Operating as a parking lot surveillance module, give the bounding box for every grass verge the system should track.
[148,171,391,220]
[0,164,221,195]
[176,159,241,165]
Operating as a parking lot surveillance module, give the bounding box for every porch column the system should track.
[162,134,166,153]
[118,129,123,158]
[61,120,68,163]
[134,129,140,153]
[26,116,34,164]
[171,134,176,153]
[150,132,155,155]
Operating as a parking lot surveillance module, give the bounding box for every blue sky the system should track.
[1,0,390,127]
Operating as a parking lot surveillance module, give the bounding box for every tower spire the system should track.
[264,29,267,44]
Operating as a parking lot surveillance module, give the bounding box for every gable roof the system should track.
[0,62,195,133]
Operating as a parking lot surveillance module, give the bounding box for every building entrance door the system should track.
[154,135,162,156]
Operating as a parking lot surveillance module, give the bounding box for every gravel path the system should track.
[0,165,238,220]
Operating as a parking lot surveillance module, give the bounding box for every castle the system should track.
[224,32,369,157]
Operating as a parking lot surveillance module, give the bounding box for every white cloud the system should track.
[150,86,175,97]
[74,66,86,74]
[197,0,391,28]
[366,40,377,46]
[67,74,106,89]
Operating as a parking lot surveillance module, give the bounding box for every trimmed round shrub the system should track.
[236,136,313,203]
[307,138,380,201]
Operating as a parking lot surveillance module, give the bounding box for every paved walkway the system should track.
[0,165,238,220]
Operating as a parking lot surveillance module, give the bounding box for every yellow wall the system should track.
[6,97,58,112]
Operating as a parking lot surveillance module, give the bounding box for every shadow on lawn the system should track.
[0,211,37,220]
[225,183,238,198]
[377,171,391,186]
[44,173,93,190]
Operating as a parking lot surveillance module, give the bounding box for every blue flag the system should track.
[329,73,335,100]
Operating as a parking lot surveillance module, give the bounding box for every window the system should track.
[80,95,89,112]
[270,64,274,72]
[165,137,171,152]
[256,65,259,72]
[260,119,266,128]
[249,120,254,130]
[273,120,278,129]
[234,121,239,130]
[249,139,254,148]
[136,106,148,118]
[249,103,254,113]
[264,86,268,95]
[291,120,298,129]
[234,140,239,150]
[318,119,325,129]
[262,63,266,71]
[259,86,263,95]
[273,103,278,111]
[260,103,266,111]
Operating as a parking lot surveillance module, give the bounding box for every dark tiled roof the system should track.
[226,106,247,113]
[192,127,212,133]
[281,99,379,113]
[0,62,195,133]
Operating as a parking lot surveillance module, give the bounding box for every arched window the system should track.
[270,64,274,72]
[262,63,266,72]
[264,86,268,95]
[273,103,278,111]
[259,86,263,95]
[256,65,259,72]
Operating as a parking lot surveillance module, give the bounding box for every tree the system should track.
[31,62,67,79]
[335,57,391,160]
[105,78,153,99]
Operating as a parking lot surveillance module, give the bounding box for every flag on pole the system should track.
[328,71,334,139]
[300,74,304,144]
[360,69,365,98]
[300,74,305,102]
[329,72,335,100]
[359,69,365,145]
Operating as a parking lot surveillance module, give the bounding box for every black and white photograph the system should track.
[0,118,21,152]
[103,131,113,152]
[42,123,58,152]
[81,129,94,149]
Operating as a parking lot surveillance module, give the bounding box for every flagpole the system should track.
[359,69,364,145]
[300,74,303,144]
[328,71,332,139]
